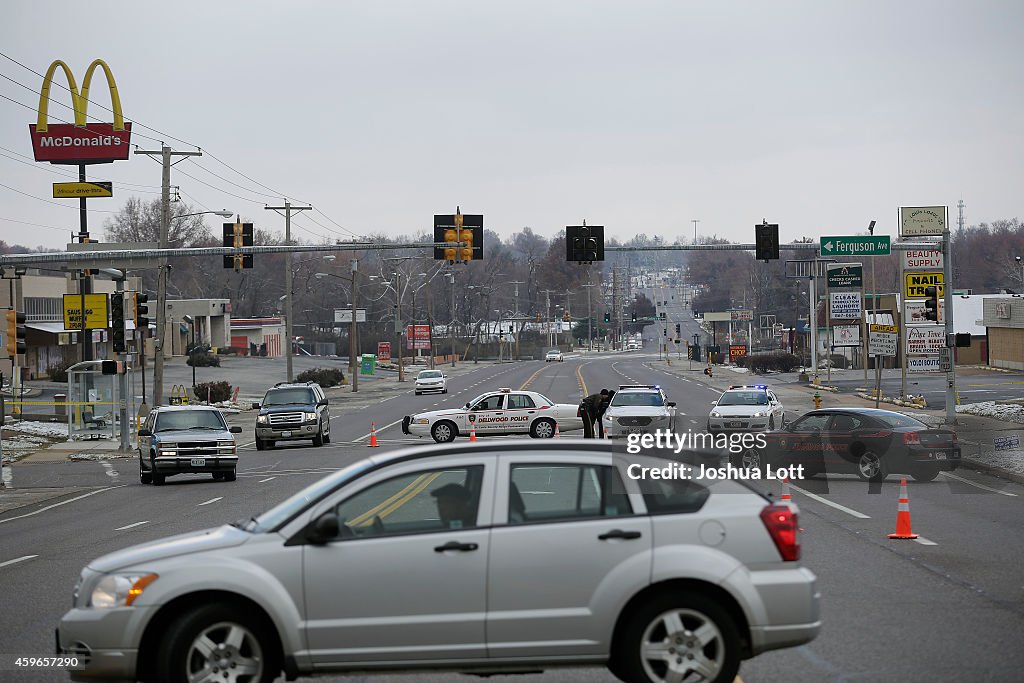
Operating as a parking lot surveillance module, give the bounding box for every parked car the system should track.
[730,407,961,481]
[403,388,583,441]
[601,385,677,438]
[59,441,820,683]
[414,369,448,395]
[254,381,330,450]
[545,349,564,362]
[707,385,786,433]
[137,406,241,485]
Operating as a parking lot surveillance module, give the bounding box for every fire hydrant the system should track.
[813,391,822,410]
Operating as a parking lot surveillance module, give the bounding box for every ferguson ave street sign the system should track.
[819,236,891,256]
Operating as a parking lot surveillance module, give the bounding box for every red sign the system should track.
[29,122,133,164]
[377,341,391,362]
[729,345,748,363]
[407,325,431,350]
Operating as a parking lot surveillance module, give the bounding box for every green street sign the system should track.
[819,235,890,256]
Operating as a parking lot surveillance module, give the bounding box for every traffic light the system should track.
[535,312,541,323]
[223,222,254,271]
[110,292,125,354]
[133,292,150,328]
[675,323,681,336]
[434,211,484,262]
[755,222,780,261]
[604,312,611,323]
[565,225,605,263]
[5,309,26,356]
[562,311,571,322]
[631,311,637,322]
[663,327,668,336]
[924,285,940,322]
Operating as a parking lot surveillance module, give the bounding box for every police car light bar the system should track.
[498,387,512,392]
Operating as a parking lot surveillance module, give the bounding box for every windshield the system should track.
[418,371,443,379]
[611,392,665,407]
[547,350,560,355]
[717,391,769,406]
[155,410,226,432]
[248,460,375,532]
[263,388,316,406]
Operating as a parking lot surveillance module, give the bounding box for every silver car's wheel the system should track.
[613,593,740,683]
[856,452,887,482]
[530,418,555,439]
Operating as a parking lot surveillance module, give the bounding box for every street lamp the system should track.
[315,262,361,392]
[1016,256,1023,291]
[153,209,233,407]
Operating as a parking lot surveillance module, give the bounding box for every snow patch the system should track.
[956,402,1024,424]
[5,420,69,438]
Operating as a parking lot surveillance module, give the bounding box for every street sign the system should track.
[334,309,367,323]
[907,356,941,373]
[819,235,891,257]
[899,206,946,237]
[53,181,113,198]
[902,249,943,270]
[868,324,898,356]
[906,326,945,355]
[829,291,862,319]
[730,310,753,321]
[904,272,944,298]
[939,347,952,372]
[826,263,863,288]
[62,293,109,330]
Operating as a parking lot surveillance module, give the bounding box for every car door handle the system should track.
[434,541,479,553]
[598,529,642,541]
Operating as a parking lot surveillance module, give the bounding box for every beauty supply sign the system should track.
[902,249,943,270]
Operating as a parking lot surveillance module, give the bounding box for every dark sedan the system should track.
[730,408,960,482]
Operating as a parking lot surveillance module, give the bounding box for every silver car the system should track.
[708,385,787,433]
[58,441,820,683]
[602,385,677,438]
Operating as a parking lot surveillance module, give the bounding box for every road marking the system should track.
[115,521,149,531]
[197,497,223,506]
[575,362,590,397]
[0,485,126,526]
[0,555,38,568]
[914,536,938,546]
[355,418,404,441]
[258,476,277,483]
[940,471,1018,496]
[789,484,871,519]
[519,365,549,391]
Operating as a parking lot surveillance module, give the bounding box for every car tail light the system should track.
[760,505,800,561]
[903,432,921,445]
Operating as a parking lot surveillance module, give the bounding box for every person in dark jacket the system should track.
[579,389,607,438]
[596,389,616,438]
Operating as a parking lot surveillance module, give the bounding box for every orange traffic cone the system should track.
[780,477,792,502]
[554,422,561,438]
[469,421,477,442]
[368,422,379,447]
[888,478,918,539]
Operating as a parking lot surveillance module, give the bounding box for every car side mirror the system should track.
[666,401,677,408]
[710,400,718,406]
[318,399,328,406]
[464,403,471,410]
[307,512,340,545]
[251,402,261,410]
[138,428,152,437]
[230,426,242,434]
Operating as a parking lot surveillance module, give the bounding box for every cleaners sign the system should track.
[829,291,862,319]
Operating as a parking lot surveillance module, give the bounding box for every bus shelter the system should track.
[66,361,138,442]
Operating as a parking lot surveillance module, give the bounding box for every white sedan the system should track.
[402,388,584,442]
[414,369,447,395]
[545,349,564,362]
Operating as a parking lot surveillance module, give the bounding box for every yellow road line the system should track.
[348,473,436,526]
[576,362,589,398]
[519,364,549,391]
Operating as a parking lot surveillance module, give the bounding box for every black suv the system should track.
[254,382,330,450]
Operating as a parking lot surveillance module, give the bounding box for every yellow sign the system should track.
[870,324,899,335]
[63,293,109,330]
[904,272,944,298]
[53,181,113,198]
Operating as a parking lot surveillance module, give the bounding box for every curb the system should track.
[959,458,1024,487]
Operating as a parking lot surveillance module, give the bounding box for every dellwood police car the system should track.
[402,388,585,442]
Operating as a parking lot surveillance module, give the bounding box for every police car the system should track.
[707,384,786,433]
[601,385,677,438]
[402,388,584,442]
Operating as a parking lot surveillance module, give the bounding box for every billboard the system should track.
[832,324,861,348]
[63,293,109,330]
[902,249,943,270]
[904,272,944,299]
[829,291,862,319]
[899,206,946,237]
[407,324,431,350]
[906,326,945,355]
[29,59,132,164]
[377,341,391,362]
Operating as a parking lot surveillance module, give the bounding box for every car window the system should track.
[717,391,769,406]
[639,478,710,515]
[473,394,504,411]
[532,393,555,406]
[829,414,866,432]
[790,414,831,432]
[871,412,928,429]
[263,388,315,406]
[154,410,226,432]
[610,392,664,407]
[508,464,632,524]
[332,466,485,539]
[506,394,536,409]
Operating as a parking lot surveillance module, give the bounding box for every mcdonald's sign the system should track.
[28,59,132,164]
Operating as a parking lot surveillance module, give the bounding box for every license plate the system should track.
[626,427,644,434]
[727,422,744,428]
[281,431,292,438]
[934,452,947,460]
[190,458,205,466]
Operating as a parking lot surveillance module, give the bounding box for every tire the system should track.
[912,466,939,482]
[611,591,741,683]
[431,421,458,443]
[155,602,279,683]
[224,469,237,482]
[856,452,887,482]
[530,418,556,439]
[139,458,152,485]
[323,427,331,444]
[730,447,763,470]
[265,440,275,450]
[255,437,265,451]
[442,388,448,394]
[312,421,324,447]
[415,391,422,395]
[152,471,165,486]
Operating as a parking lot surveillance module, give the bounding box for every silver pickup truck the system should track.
[138,405,241,485]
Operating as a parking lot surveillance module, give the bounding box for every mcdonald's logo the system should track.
[28,59,132,165]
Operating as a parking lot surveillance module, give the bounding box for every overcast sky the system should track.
[2,0,1022,252]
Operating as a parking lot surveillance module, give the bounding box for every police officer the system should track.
[579,389,607,438]
[596,389,615,438]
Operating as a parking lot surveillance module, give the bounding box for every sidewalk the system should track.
[649,359,1024,485]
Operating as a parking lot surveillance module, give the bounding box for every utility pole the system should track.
[510,281,524,360]
[945,204,958,425]
[542,290,554,348]
[449,270,457,367]
[350,259,359,392]
[265,201,312,382]
[582,278,596,352]
[134,145,202,406]
[692,219,700,243]
[395,271,405,381]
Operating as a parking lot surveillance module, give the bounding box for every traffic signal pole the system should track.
[943,208,957,425]
[266,202,312,383]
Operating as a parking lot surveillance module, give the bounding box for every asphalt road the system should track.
[3,353,1024,682]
